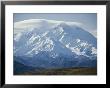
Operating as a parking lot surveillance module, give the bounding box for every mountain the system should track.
[14,19,97,69]
[14,59,34,74]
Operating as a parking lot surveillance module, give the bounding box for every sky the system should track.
[14,13,97,37]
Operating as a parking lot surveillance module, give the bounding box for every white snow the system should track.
[91,47,97,54]
[14,33,22,42]
[76,39,80,43]
[14,19,82,28]
[27,35,40,45]
[49,52,58,58]
[65,43,70,48]
[80,42,87,46]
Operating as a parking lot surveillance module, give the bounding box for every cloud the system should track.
[14,19,97,38]
[91,30,97,38]
[14,19,82,29]
[14,19,83,34]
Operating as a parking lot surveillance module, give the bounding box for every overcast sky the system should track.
[14,13,97,37]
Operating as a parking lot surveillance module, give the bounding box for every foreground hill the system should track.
[16,67,97,75]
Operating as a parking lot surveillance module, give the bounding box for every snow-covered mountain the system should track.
[14,19,97,68]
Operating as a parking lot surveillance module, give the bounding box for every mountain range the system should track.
[14,19,97,74]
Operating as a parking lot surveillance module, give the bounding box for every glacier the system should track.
[14,19,97,69]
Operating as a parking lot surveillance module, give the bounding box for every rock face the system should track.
[14,19,97,69]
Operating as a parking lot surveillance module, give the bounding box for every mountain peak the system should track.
[14,19,97,68]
